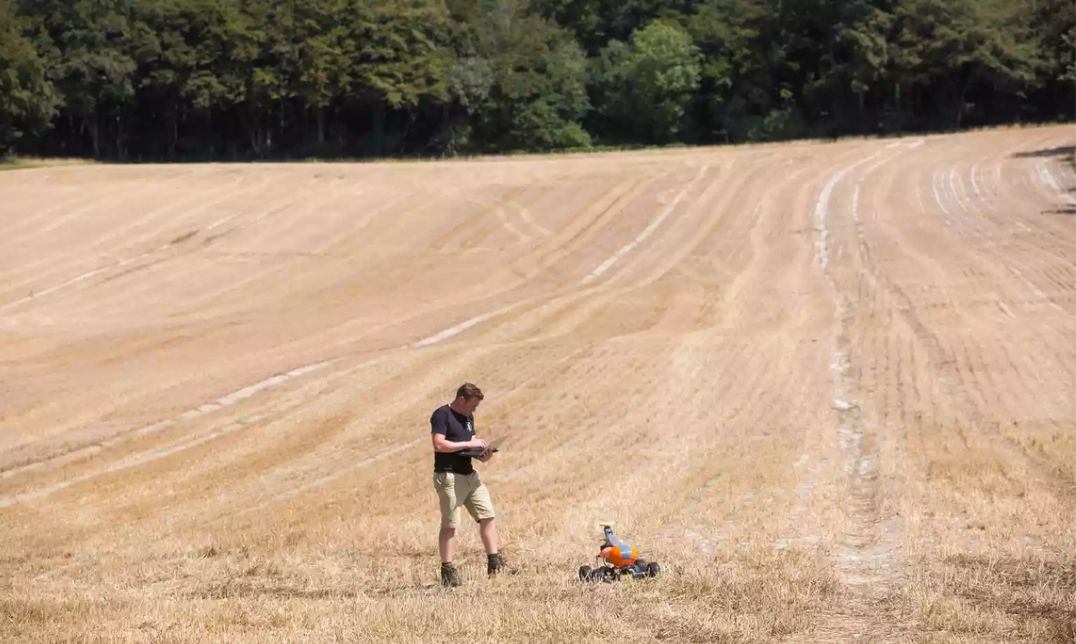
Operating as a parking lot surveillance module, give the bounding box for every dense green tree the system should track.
[683,0,767,141]
[1027,0,1075,120]
[598,20,700,142]
[350,0,451,154]
[532,0,693,55]
[470,0,591,150]
[19,0,156,157]
[0,0,56,155]
[134,0,253,157]
[893,0,1041,127]
[813,0,895,130]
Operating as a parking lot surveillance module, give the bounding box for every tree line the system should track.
[1,0,1072,160]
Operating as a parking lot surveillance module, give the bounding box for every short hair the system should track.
[456,383,484,400]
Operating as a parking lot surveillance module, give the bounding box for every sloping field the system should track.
[1,126,1073,642]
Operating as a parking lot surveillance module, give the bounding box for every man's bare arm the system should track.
[432,433,487,453]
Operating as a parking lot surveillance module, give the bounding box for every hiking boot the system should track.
[440,562,462,587]
[487,553,517,577]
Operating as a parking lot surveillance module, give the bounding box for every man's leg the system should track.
[466,476,511,576]
[439,527,457,563]
[435,472,462,562]
[479,518,499,555]
[434,473,463,587]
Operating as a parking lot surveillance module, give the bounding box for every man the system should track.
[430,383,508,587]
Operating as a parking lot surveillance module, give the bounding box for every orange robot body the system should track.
[599,544,638,568]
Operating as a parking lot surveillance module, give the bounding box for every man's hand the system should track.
[477,448,495,462]
[469,437,488,451]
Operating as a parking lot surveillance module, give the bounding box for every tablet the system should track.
[458,435,504,457]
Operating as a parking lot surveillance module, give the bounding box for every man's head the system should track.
[452,383,484,414]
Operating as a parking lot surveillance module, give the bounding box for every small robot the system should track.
[578,523,661,582]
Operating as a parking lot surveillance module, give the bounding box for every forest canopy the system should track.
[0,0,1071,159]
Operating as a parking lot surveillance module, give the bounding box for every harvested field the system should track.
[1,126,1074,642]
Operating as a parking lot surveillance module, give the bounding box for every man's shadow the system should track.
[1011,145,1075,160]
[1011,146,1075,215]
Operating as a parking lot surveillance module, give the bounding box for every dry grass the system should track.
[2,542,841,643]
[909,554,1076,643]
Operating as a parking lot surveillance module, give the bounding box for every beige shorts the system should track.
[433,471,496,529]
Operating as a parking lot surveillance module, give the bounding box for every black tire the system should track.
[646,562,660,578]
[579,565,592,581]
[602,567,618,583]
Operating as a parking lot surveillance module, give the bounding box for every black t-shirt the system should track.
[431,404,476,474]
